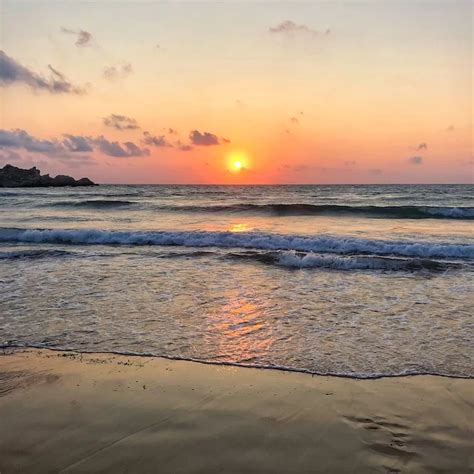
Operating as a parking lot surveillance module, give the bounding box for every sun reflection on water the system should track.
[205,287,275,364]
[229,223,253,233]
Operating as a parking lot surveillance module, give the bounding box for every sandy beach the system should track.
[0,348,472,473]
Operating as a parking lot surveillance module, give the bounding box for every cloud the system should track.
[92,136,149,157]
[189,130,222,146]
[417,142,428,151]
[0,129,63,153]
[344,160,357,167]
[446,125,455,132]
[408,156,423,165]
[0,50,86,94]
[369,168,383,175]
[103,63,133,81]
[103,114,139,130]
[168,128,178,135]
[60,27,94,47]
[290,116,299,124]
[143,131,172,147]
[0,129,95,164]
[0,128,150,160]
[269,20,319,36]
[62,134,93,152]
[174,140,193,151]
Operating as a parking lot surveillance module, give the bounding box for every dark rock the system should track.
[76,177,95,186]
[0,164,96,187]
[51,175,77,186]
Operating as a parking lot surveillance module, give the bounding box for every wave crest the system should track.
[0,249,72,260]
[46,199,135,208]
[1,227,472,260]
[155,204,474,219]
[271,251,453,271]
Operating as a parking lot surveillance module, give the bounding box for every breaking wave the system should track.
[0,249,72,260]
[46,199,136,208]
[153,204,474,219]
[1,227,473,260]
[227,250,458,271]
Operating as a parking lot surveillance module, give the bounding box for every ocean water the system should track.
[1,184,473,378]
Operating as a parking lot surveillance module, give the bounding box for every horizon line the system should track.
[95,182,474,186]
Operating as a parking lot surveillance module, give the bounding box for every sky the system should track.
[0,0,472,184]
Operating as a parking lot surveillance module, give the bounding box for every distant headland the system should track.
[0,164,96,187]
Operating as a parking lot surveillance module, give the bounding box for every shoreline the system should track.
[1,348,473,473]
[2,344,472,380]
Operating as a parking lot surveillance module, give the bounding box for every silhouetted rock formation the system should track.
[0,164,96,187]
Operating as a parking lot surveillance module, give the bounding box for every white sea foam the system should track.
[0,227,473,259]
[421,207,474,218]
[274,251,447,270]
[0,248,71,259]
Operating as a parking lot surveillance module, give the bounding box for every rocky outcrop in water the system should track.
[0,164,96,187]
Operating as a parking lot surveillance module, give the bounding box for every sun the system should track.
[226,151,249,173]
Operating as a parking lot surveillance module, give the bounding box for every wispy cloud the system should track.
[0,129,64,153]
[103,63,133,81]
[408,156,423,165]
[189,130,224,146]
[60,27,94,47]
[179,144,194,152]
[0,50,86,94]
[269,21,328,37]
[143,131,172,147]
[0,129,95,165]
[62,134,93,152]
[0,128,147,160]
[174,140,193,152]
[104,114,139,131]
[417,142,428,151]
[91,136,149,157]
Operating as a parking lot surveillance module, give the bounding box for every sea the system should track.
[1,184,473,378]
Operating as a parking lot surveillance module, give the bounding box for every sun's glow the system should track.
[226,151,250,173]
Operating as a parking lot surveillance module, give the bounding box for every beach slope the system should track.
[0,349,472,473]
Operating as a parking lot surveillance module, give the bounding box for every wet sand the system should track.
[0,348,472,473]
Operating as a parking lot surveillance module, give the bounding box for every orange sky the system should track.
[0,0,472,183]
